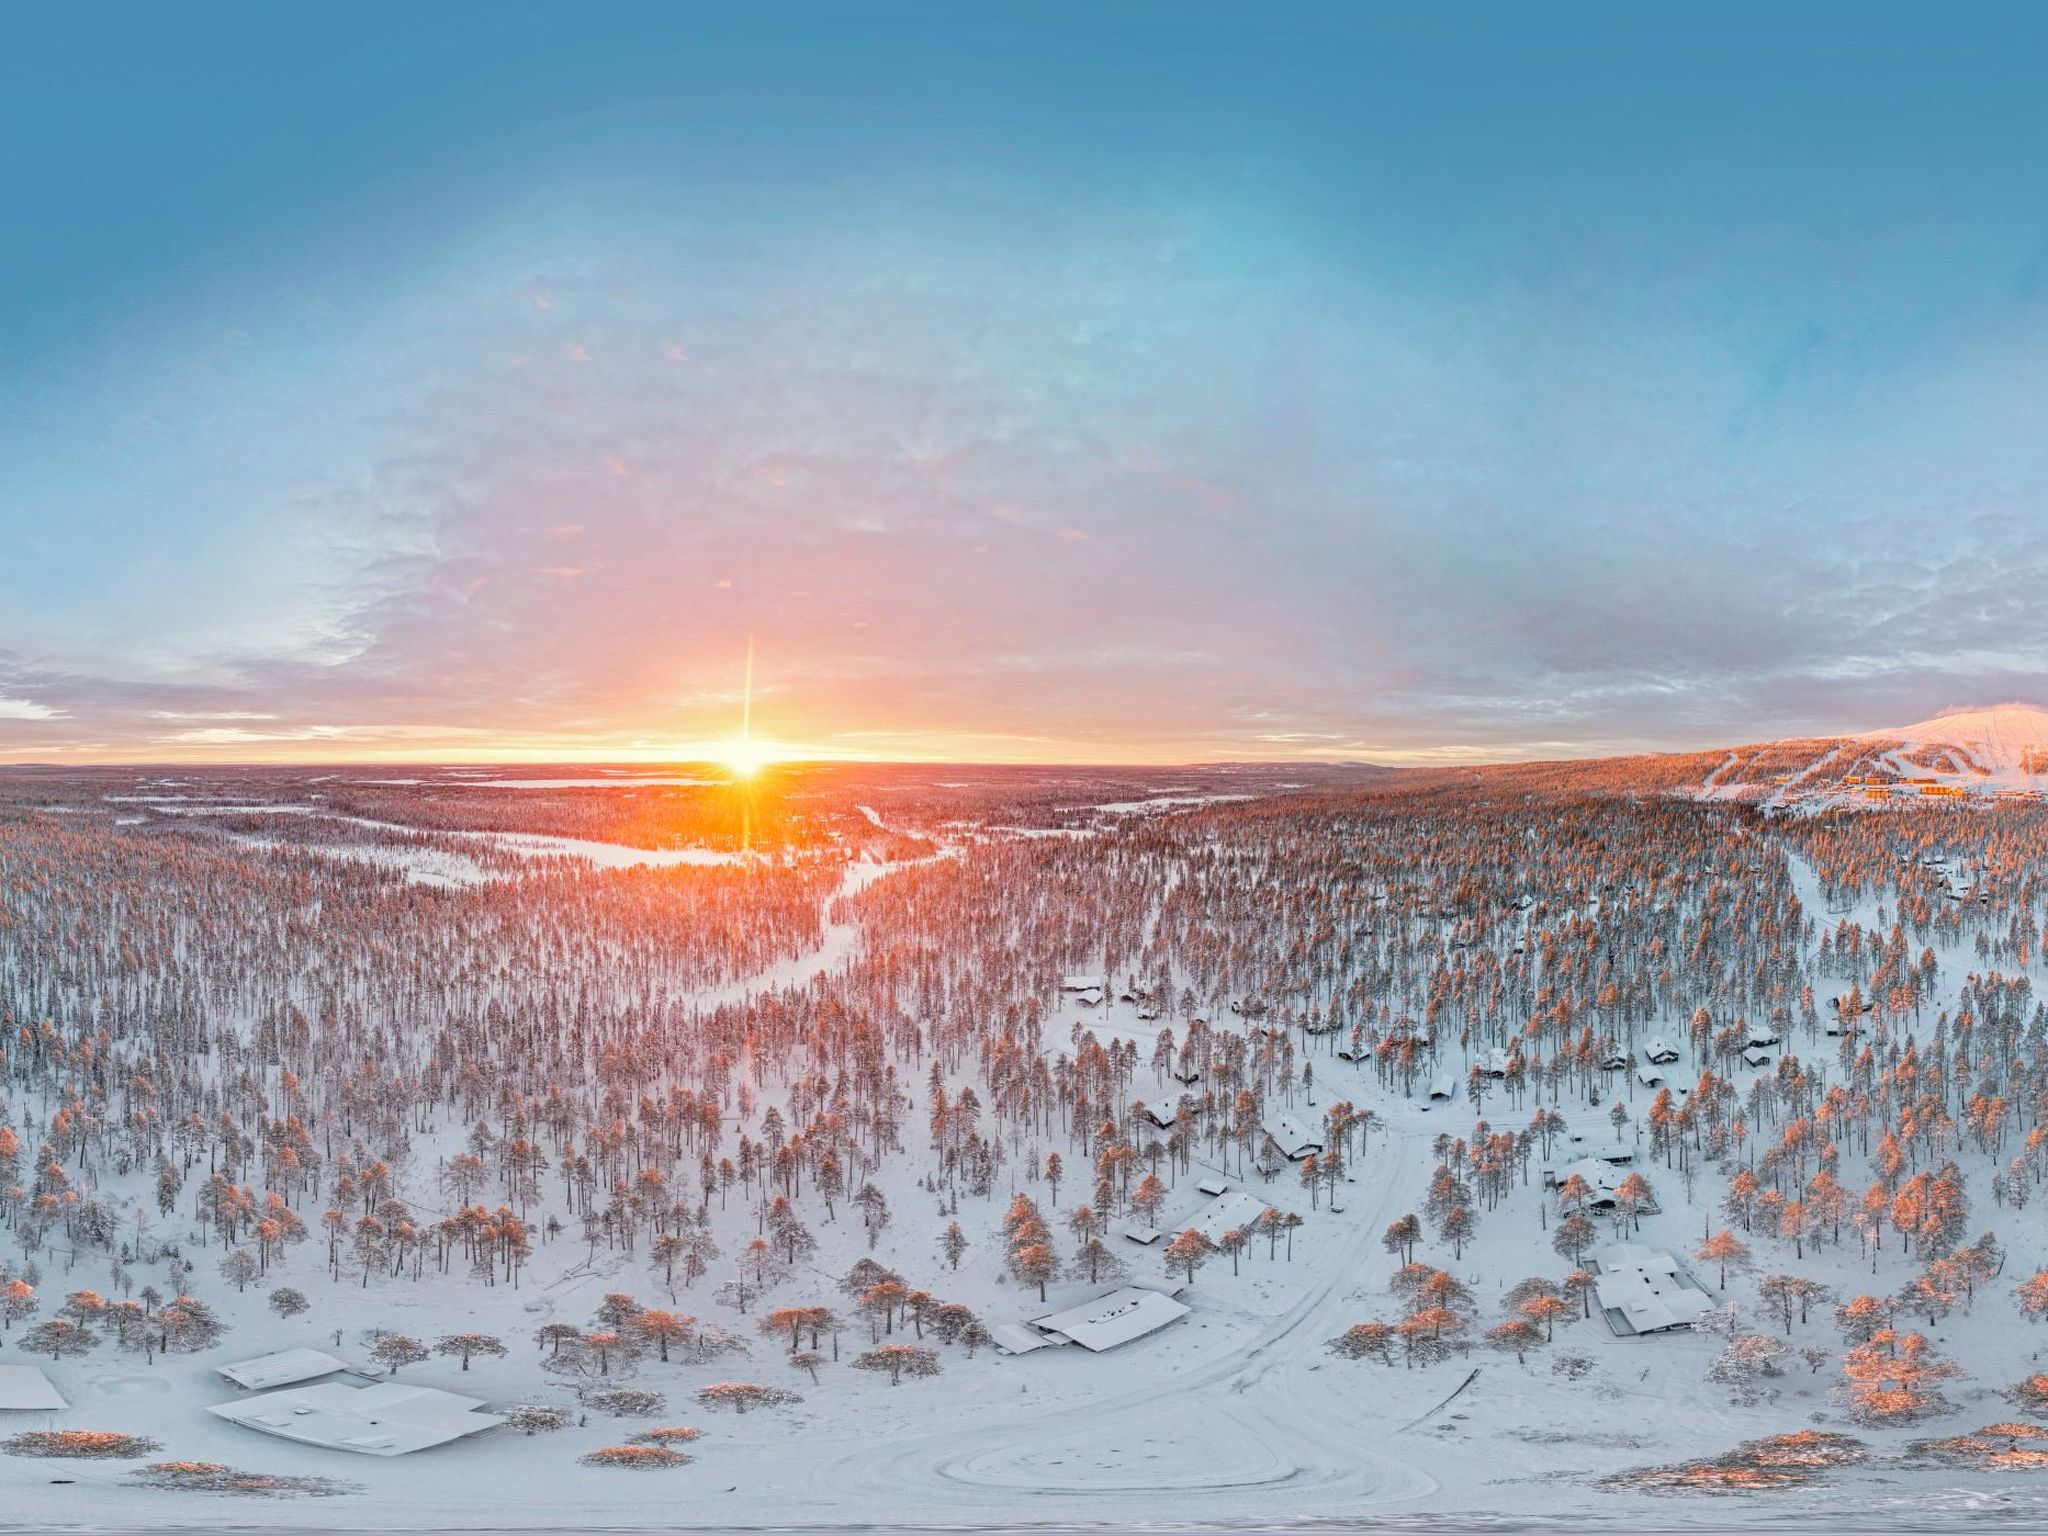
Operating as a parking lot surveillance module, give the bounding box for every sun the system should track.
[712,736,779,779]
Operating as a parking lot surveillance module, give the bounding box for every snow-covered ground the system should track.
[5,768,2048,1531]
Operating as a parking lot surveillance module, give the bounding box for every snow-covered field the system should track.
[4,763,2048,1531]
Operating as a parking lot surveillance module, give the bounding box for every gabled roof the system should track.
[991,1322,1060,1355]
[1262,1113,1321,1158]
[1030,1287,1189,1351]
[208,1381,505,1455]
[1187,1190,1268,1245]
[0,1364,65,1411]
[217,1348,348,1390]
[1593,1252,1714,1335]
[1590,1240,1670,1272]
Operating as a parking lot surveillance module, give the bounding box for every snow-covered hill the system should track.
[1859,702,2048,785]
[1556,704,2048,812]
[1703,703,2048,810]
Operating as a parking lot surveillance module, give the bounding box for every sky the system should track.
[5,3,2048,765]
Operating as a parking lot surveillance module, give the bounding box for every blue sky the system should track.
[4,3,2048,761]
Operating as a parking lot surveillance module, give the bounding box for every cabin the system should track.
[1589,1244,1714,1336]
[1745,1025,1781,1048]
[1557,1133,1634,1167]
[1026,1287,1190,1352]
[1120,1223,1163,1246]
[1141,1102,1178,1130]
[217,1349,350,1391]
[0,1364,64,1416]
[1642,1038,1681,1065]
[1060,975,1105,1007]
[1636,1064,1667,1091]
[1477,1047,1510,1079]
[1742,1047,1774,1069]
[1597,1046,1631,1071]
[1194,1176,1230,1197]
[207,1382,506,1456]
[1262,1112,1321,1161]
[1427,1073,1457,1104]
[990,1323,1060,1355]
[1336,1040,1370,1063]
[1549,1158,1655,1213]
[1189,1190,1269,1246]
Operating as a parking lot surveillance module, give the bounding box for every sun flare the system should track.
[712,736,778,779]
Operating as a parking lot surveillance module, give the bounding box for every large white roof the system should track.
[217,1347,347,1390]
[0,1364,65,1411]
[208,1380,505,1455]
[1591,1247,1713,1335]
[1030,1287,1189,1351]
[1590,1241,1672,1272]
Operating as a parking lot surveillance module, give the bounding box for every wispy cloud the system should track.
[5,13,2048,763]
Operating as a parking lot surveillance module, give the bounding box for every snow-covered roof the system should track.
[1559,1135,1634,1165]
[1590,1241,1670,1272]
[1188,1190,1268,1245]
[991,1322,1060,1355]
[1030,1287,1190,1351]
[1546,1149,1633,1186]
[0,1364,65,1411]
[1059,975,1102,992]
[1592,1250,1713,1335]
[1195,1176,1230,1197]
[1262,1112,1320,1159]
[1428,1073,1457,1101]
[217,1348,348,1391]
[1551,1158,1633,1204]
[207,1381,506,1455]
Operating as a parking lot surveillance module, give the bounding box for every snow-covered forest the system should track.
[5,761,2048,1525]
